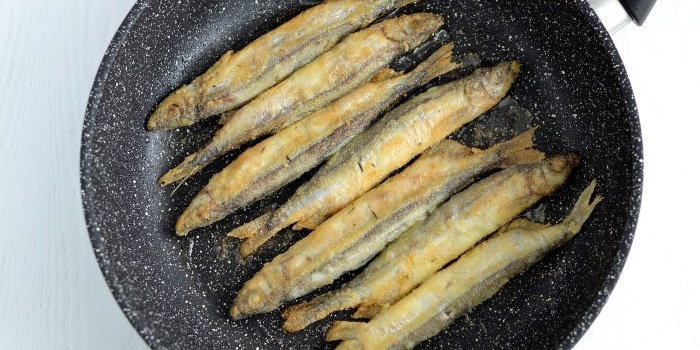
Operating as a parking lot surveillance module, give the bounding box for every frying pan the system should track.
[81,0,652,348]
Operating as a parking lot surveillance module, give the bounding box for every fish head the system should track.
[473,61,521,99]
[527,153,581,196]
[147,85,198,130]
[229,274,279,320]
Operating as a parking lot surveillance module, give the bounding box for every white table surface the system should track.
[1,0,698,349]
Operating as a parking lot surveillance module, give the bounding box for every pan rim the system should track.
[80,0,153,344]
[553,0,643,347]
[80,0,643,348]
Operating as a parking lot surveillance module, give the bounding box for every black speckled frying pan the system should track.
[81,0,652,348]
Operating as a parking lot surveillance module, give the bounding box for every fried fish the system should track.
[174,43,458,236]
[230,130,543,320]
[147,0,422,131]
[229,61,521,251]
[281,154,579,331]
[161,13,444,188]
[328,181,601,350]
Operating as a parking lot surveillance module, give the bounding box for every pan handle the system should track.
[587,0,656,34]
[618,0,656,25]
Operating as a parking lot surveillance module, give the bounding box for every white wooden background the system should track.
[1,0,698,349]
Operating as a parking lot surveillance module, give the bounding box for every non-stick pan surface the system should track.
[81,0,642,348]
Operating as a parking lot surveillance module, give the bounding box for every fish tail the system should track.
[282,290,358,333]
[228,212,271,239]
[228,212,283,257]
[326,321,365,342]
[158,153,204,187]
[500,181,601,245]
[413,43,461,85]
[561,180,603,238]
[496,218,549,234]
[147,85,198,131]
[492,127,545,167]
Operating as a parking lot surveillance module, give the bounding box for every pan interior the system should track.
[81,0,642,349]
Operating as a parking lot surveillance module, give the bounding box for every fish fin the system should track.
[159,153,203,187]
[561,180,603,237]
[326,321,365,342]
[203,50,235,79]
[371,67,402,83]
[228,212,277,258]
[423,139,478,158]
[367,38,459,91]
[352,303,385,319]
[496,218,549,235]
[240,227,284,257]
[414,43,461,85]
[282,291,356,333]
[492,127,545,167]
[169,176,189,196]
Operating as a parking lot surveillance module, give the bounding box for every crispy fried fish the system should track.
[327,181,602,350]
[161,13,444,187]
[174,44,459,236]
[229,130,543,320]
[281,154,579,331]
[229,61,521,251]
[147,0,422,131]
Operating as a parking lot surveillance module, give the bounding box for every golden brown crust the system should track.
[329,181,600,349]
[279,130,541,332]
[254,60,520,243]
[174,15,446,236]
